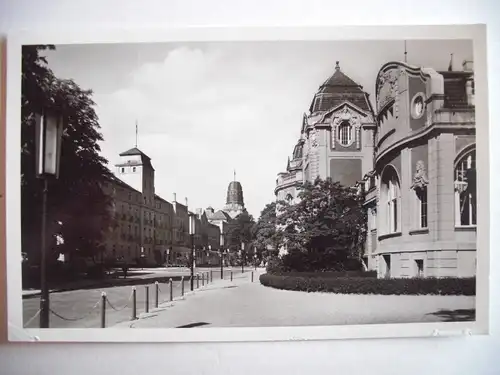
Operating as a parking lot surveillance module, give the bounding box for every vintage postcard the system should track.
[4,25,489,342]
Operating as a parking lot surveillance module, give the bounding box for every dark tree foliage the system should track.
[251,202,281,260]
[276,177,367,272]
[224,211,256,258]
[21,45,113,264]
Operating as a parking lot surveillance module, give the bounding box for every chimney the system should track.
[462,60,474,72]
[173,192,177,202]
[185,197,188,208]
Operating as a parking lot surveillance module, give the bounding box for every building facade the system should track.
[101,147,223,267]
[275,58,476,279]
[275,61,376,204]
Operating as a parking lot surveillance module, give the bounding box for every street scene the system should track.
[18,39,477,331]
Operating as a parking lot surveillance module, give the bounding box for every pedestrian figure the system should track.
[122,263,128,279]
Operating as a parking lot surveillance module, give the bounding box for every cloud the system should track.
[95,45,307,217]
[45,39,472,219]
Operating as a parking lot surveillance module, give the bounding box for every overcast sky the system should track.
[43,39,472,218]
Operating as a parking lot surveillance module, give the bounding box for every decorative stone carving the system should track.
[309,129,318,148]
[377,69,400,111]
[411,160,429,191]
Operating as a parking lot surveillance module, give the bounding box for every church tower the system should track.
[223,171,245,219]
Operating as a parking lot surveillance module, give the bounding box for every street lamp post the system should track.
[36,110,64,329]
[241,242,245,273]
[189,213,195,291]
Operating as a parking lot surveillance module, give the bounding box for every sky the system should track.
[42,39,472,218]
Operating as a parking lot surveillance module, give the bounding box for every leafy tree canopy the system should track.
[276,177,367,271]
[251,201,281,258]
[21,45,113,263]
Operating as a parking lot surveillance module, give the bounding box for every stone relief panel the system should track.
[377,68,401,111]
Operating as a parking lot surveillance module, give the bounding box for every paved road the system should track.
[23,267,249,328]
[114,273,476,329]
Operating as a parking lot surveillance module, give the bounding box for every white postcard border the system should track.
[5,24,490,343]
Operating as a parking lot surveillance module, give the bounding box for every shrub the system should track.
[259,273,476,296]
[270,270,377,278]
[266,256,286,274]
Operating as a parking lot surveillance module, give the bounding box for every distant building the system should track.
[205,176,250,264]
[101,146,222,267]
[275,58,476,279]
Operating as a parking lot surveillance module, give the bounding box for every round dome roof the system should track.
[226,181,244,206]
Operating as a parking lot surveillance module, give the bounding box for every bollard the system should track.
[251,271,254,283]
[145,285,149,313]
[131,287,137,320]
[197,274,200,289]
[202,272,205,286]
[230,270,233,281]
[181,276,185,297]
[169,278,173,302]
[100,292,106,328]
[155,281,159,308]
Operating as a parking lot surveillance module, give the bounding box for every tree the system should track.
[225,211,256,261]
[21,45,114,265]
[276,177,367,271]
[251,202,281,260]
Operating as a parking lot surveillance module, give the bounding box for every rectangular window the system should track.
[415,259,424,277]
[420,190,428,228]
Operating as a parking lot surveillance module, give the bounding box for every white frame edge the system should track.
[5,24,490,343]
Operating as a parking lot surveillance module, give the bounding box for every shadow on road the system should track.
[176,322,211,328]
[427,308,475,322]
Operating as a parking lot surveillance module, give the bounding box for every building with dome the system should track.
[275,57,477,279]
[275,62,376,205]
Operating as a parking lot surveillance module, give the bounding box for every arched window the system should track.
[455,148,476,226]
[285,193,293,203]
[381,166,401,234]
[337,121,353,146]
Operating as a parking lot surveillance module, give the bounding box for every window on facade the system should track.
[454,148,477,226]
[415,259,424,277]
[121,167,125,173]
[337,121,352,146]
[370,208,377,230]
[381,166,401,234]
[132,167,136,172]
[415,188,428,228]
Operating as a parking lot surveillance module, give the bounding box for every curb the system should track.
[22,274,192,299]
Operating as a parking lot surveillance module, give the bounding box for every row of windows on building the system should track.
[376,148,476,236]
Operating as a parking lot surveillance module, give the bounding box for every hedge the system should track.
[259,273,476,296]
[270,270,377,278]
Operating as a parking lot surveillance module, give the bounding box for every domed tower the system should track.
[304,61,375,185]
[223,172,246,219]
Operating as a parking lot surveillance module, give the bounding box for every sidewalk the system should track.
[113,271,475,328]
[22,267,195,299]
[113,269,260,328]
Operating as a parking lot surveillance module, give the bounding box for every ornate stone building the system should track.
[275,61,376,204]
[276,58,476,279]
[360,59,476,278]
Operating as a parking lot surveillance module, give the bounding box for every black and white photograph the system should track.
[5,26,490,342]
